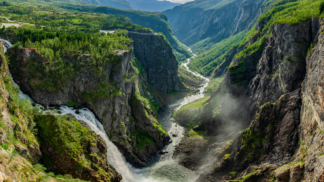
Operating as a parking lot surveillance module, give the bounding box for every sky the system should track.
[162,0,194,4]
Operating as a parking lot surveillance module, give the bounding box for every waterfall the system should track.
[2,39,204,182]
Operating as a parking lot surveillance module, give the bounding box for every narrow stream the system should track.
[3,39,209,182]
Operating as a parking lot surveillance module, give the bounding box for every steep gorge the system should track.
[8,30,185,167]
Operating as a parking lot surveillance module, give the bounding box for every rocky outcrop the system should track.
[129,31,186,93]
[239,21,313,126]
[8,46,170,167]
[36,114,122,182]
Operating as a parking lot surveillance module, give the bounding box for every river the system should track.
[2,39,209,182]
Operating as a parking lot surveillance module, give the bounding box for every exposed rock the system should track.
[195,88,301,181]
[159,150,168,154]
[0,128,6,144]
[128,31,186,93]
[8,45,171,166]
[173,130,209,170]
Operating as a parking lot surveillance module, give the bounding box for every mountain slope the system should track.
[82,0,132,9]
[172,0,324,181]
[127,0,181,12]
[164,0,265,48]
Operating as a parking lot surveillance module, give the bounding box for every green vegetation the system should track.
[35,114,96,167]
[307,42,314,57]
[56,2,192,61]
[188,129,205,138]
[10,29,131,92]
[173,96,209,117]
[224,154,231,160]
[64,100,79,107]
[188,31,245,76]
[132,129,154,150]
[131,58,161,113]
[205,77,223,94]
[33,164,90,182]
[178,66,204,91]
[242,169,261,180]
[1,143,9,150]
[230,171,237,175]
[235,35,269,60]
[240,126,265,161]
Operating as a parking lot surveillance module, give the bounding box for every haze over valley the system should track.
[0,0,322,181]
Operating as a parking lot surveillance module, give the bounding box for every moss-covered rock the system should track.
[35,114,122,182]
[8,42,171,166]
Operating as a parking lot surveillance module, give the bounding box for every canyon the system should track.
[1,0,324,181]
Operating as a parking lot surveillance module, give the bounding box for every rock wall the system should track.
[0,47,121,181]
[8,47,170,167]
[173,18,324,181]
[129,31,186,93]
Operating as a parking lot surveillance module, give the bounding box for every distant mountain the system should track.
[164,0,245,46]
[82,0,133,9]
[127,0,180,12]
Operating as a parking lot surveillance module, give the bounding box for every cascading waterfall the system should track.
[2,39,208,182]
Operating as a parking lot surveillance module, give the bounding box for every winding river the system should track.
[3,39,209,182]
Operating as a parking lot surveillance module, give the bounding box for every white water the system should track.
[2,39,209,182]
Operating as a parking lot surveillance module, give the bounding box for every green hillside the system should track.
[56,3,193,61]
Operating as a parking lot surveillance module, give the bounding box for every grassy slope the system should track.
[188,31,245,76]
[178,66,205,92]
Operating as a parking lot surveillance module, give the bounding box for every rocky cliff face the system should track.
[0,46,120,181]
[172,17,324,181]
[129,31,186,93]
[8,44,171,167]
[0,51,43,181]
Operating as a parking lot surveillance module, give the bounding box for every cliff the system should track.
[36,114,122,182]
[172,16,324,182]
[8,41,172,167]
[0,45,120,181]
[129,31,186,93]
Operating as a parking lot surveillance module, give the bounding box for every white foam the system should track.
[3,38,206,182]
